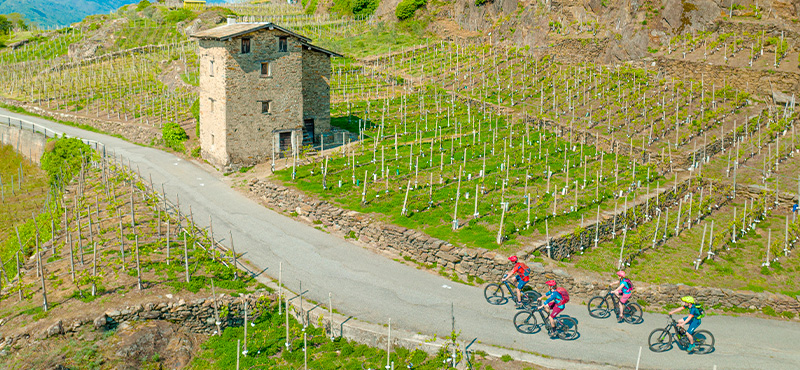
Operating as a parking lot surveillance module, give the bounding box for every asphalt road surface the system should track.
[5,108,800,370]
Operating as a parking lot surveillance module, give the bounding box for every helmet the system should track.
[616,271,626,278]
[508,256,518,263]
[681,296,695,304]
[545,280,557,287]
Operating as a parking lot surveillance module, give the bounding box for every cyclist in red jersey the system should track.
[502,255,530,308]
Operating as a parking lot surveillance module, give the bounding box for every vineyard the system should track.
[0,139,541,369]
[277,36,800,296]
[0,0,798,301]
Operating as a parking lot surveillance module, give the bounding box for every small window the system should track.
[209,60,214,76]
[261,61,271,77]
[211,134,215,145]
[209,98,215,112]
[261,100,272,114]
[241,38,251,54]
[278,37,288,52]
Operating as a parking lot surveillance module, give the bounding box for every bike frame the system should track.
[663,318,690,346]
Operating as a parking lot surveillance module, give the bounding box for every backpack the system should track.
[694,304,705,319]
[623,278,634,291]
[555,287,570,304]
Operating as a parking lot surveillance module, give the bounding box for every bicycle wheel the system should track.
[484,283,507,305]
[623,303,643,324]
[692,330,715,354]
[522,288,542,302]
[556,317,579,340]
[513,310,539,334]
[587,296,611,319]
[648,329,673,352]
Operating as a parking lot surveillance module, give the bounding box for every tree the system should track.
[0,16,12,35]
[40,137,92,186]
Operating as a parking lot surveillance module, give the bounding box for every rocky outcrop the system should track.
[662,0,720,34]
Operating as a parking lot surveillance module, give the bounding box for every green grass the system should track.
[315,22,430,58]
[189,296,465,369]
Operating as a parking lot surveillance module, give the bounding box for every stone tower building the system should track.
[192,21,341,170]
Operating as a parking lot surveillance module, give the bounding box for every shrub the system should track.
[352,0,379,17]
[305,0,319,15]
[41,137,92,186]
[162,122,188,152]
[164,9,195,23]
[475,0,487,5]
[136,0,151,11]
[396,0,426,20]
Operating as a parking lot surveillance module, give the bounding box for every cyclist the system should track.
[538,280,566,337]
[502,256,530,308]
[612,270,634,323]
[668,296,702,353]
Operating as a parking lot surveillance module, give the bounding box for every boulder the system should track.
[772,91,796,106]
[45,320,64,338]
[93,314,108,330]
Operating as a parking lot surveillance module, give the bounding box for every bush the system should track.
[164,9,195,23]
[305,0,318,14]
[475,0,487,5]
[396,0,426,20]
[352,0,379,17]
[162,122,188,152]
[41,137,92,186]
[136,0,151,11]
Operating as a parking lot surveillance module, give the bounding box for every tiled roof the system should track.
[191,22,310,42]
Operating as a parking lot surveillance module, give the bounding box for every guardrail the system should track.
[0,113,107,156]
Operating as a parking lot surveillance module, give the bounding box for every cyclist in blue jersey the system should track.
[613,270,634,323]
[669,296,702,353]
[538,280,565,337]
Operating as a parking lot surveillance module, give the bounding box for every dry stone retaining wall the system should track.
[248,178,800,314]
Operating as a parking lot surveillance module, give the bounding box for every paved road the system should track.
[6,107,800,370]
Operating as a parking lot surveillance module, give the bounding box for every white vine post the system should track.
[696,224,707,270]
[764,229,772,267]
[285,292,290,351]
[243,299,248,356]
[618,228,627,270]
[386,318,391,370]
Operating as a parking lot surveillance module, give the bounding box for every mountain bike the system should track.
[513,305,579,340]
[484,277,541,308]
[587,289,643,324]
[648,315,715,354]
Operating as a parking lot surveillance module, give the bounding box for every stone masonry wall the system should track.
[224,28,304,167]
[302,48,333,136]
[247,178,800,314]
[652,57,800,98]
[198,38,230,169]
[0,122,46,163]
